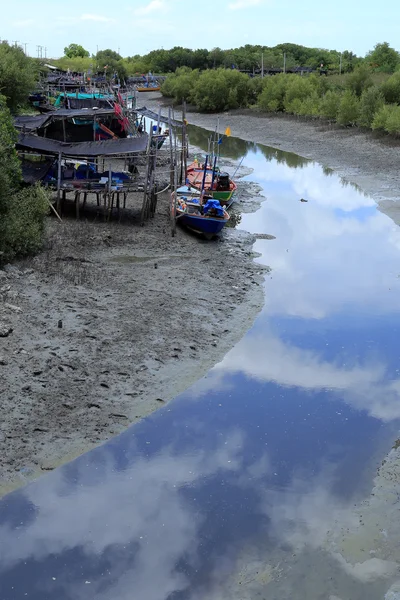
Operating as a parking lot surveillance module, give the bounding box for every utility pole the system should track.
[44,47,47,59]
[261,52,264,78]
[12,40,19,47]
[36,45,40,58]
[283,52,286,73]
[22,42,28,55]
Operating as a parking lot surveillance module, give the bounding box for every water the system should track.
[1,127,400,599]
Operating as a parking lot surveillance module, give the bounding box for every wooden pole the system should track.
[56,151,62,214]
[62,117,66,142]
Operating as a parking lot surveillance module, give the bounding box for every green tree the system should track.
[258,74,289,112]
[337,90,359,126]
[0,42,37,113]
[366,42,400,73]
[64,43,90,58]
[0,95,48,261]
[319,90,341,119]
[345,65,372,97]
[95,49,126,80]
[372,103,393,131]
[380,71,400,103]
[358,86,384,128]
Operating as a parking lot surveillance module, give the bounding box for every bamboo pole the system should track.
[56,151,62,214]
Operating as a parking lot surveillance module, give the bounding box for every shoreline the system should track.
[143,93,400,220]
[0,158,267,496]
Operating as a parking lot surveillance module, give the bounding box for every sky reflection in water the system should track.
[1,128,400,599]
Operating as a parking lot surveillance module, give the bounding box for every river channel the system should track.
[1,127,400,599]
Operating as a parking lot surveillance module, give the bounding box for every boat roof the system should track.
[17,132,149,157]
[14,108,117,132]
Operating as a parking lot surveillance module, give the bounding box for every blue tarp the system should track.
[203,199,224,217]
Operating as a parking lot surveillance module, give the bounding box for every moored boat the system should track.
[171,192,230,239]
[186,160,237,205]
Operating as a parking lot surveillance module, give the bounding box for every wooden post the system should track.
[62,117,66,142]
[56,151,62,214]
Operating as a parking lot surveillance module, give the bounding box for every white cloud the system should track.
[80,13,114,22]
[134,0,167,16]
[229,0,264,10]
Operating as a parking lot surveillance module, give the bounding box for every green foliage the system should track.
[64,44,89,58]
[372,103,394,130]
[1,185,49,260]
[345,66,373,96]
[358,86,384,127]
[366,42,400,73]
[191,69,248,111]
[0,42,37,113]
[380,71,400,103]
[161,67,200,103]
[258,74,289,112]
[319,90,341,119]
[337,90,359,126]
[96,49,126,80]
[283,74,319,113]
[383,104,400,134]
[0,95,48,261]
[51,56,92,73]
[163,68,251,111]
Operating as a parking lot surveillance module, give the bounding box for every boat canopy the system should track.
[17,132,149,157]
[136,107,182,128]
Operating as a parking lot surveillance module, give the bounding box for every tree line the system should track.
[53,41,400,79]
[161,64,400,135]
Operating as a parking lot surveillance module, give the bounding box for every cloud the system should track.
[134,0,167,16]
[229,0,264,9]
[80,13,114,22]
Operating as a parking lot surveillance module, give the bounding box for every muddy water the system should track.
[1,129,400,600]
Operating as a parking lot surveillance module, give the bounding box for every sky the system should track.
[1,0,399,59]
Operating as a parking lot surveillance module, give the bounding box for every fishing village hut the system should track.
[14,104,185,224]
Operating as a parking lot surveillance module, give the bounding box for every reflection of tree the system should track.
[187,125,252,160]
[257,144,309,169]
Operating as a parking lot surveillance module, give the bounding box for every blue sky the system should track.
[1,0,398,59]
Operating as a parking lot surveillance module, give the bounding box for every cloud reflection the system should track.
[241,156,400,320]
[191,328,400,422]
[0,432,244,600]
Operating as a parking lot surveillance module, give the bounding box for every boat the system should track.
[137,84,161,92]
[171,191,230,239]
[186,159,237,205]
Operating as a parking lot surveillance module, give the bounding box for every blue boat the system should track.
[172,192,230,239]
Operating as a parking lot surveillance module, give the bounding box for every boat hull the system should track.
[185,164,237,206]
[177,212,228,238]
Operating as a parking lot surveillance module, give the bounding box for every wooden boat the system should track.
[186,160,237,205]
[137,85,161,92]
[171,192,230,239]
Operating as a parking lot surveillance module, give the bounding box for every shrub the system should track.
[284,75,319,113]
[380,72,400,103]
[1,185,49,260]
[358,86,385,127]
[0,95,49,261]
[382,104,400,134]
[371,103,394,130]
[258,74,289,112]
[192,70,230,111]
[345,66,373,97]
[319,90,341,119]
[0,42,37,113]
[337,90,359,126]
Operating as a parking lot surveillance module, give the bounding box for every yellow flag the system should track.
[224,126,231,137]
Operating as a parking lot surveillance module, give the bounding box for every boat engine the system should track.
[216,172,230,191]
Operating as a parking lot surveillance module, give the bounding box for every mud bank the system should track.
[0,181,267,494]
